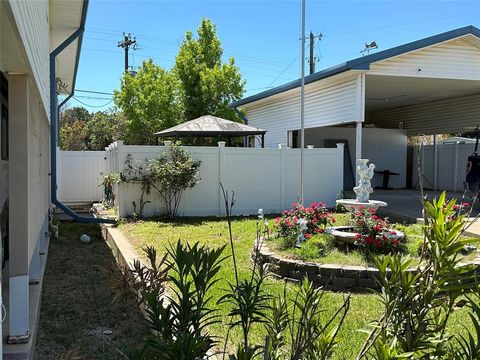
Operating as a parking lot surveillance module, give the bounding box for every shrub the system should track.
[274,202,335,247]
[148,143,201,218]
[294,234,331,260]
[352,207,400,253]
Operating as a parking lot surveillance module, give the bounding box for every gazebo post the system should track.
[261,134,265,148]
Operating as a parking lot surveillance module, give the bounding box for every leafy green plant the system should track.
[140,240,226,359]
[288,279,350,360]
[453,293,480,359]
[358,192,480,359]
[219,185,271,359]
[148,144,201,218]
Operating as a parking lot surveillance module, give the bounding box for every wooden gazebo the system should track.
[154,115,267,147]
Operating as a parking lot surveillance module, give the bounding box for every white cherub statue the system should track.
[353,159,375,203]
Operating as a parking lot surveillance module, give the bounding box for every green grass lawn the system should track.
[118,216,475,358]
[35,222,148,359]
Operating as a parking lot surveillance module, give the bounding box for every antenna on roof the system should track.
[361,41,378,56]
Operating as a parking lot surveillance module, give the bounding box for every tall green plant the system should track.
[218,186,271,359]
[140,240,226,359]
[453,293,480,359]
[358,192,480,359]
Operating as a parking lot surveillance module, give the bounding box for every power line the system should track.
[327,11,480,37]
[76,89,114,96]
[72,96,113,108]
[74,95,113,100]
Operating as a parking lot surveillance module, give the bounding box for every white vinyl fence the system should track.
[58,149,106,203]
[106,141,344,217]
[412,142,475,191]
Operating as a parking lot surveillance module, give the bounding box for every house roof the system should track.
[51,0,88,95]
[231,25,480,108]
[154,115,267,137]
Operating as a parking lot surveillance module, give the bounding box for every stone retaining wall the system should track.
[256,242,480,292]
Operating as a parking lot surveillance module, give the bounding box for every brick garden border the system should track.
[255,242,480,292]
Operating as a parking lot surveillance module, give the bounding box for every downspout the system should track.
[50,0,114,224]
[233,107,249,147]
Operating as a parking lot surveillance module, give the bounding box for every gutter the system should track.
[50,0,114,224]
[233,107,248,125]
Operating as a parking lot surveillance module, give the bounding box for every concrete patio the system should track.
[356,189,480,237]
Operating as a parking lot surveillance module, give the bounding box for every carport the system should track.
[234,26,480,191]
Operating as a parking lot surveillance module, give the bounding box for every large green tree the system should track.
[59,107,125,151]
[114,60,182,145]
[86,110,126,150]
[174,18,245,121]
[59,106,92,150]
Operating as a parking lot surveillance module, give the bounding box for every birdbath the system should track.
[327,159,403,244]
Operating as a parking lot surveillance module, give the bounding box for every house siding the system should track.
[8,0,50,117]
[244,73,362,148]
[369,37,480,81]
[366,93,480,135]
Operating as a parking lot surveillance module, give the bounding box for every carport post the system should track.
[355,121,362,183]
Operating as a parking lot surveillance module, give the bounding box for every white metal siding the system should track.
[367,93,480,135]
[8,0,50,115]
[245,73,361,148]
[369,37,480,80]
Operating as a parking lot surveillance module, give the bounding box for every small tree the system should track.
[148,144,201,217]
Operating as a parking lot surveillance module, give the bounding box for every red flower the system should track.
[305,233,312,239]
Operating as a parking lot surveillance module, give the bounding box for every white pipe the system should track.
[355,122,362,183]
[299,0,306,203]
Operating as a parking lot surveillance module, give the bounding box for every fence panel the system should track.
[58,150,106,203]
[107,141,344,217]
[411,143,474,191]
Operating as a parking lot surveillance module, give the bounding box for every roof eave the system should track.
[232,25,480,108]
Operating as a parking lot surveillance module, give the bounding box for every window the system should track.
[289,130,299,148]
[1,105,7,161]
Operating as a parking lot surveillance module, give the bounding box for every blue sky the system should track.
[71,0,480,111]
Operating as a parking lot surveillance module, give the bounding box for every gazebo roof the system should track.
[154,115,267,137]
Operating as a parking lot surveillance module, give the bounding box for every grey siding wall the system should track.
[366,93,480,135]
[244,73,362,148]
[8,0,50,117]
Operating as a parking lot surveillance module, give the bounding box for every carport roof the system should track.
[231,25,480,107]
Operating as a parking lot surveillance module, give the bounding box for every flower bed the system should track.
[269,203,478,267]
[274,202,335,247]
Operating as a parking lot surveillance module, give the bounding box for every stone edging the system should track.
[255,242,480,292]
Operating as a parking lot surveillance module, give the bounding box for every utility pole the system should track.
[309,32,315,75]
[308,32,322,75]
[117,33,137,72]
